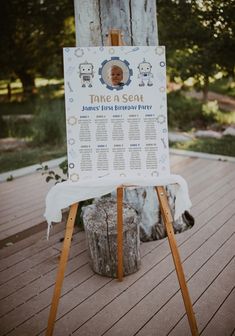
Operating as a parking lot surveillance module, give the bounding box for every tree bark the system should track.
[7,82,11,101]
[17,70,36,98]
[74,0,158,46]
[73,0,192,241]
[82,197,141,278]
[202,74,209,103]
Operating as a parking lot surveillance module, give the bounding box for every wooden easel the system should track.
[46,29,198,336]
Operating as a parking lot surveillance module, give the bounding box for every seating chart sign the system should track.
[63,46,170,183]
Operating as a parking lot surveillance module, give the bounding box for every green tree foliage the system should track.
[157,0,235,101]
[0,0,75,96]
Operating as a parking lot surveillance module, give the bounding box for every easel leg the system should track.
[46,202,79,336]
[117,187,124,281]
[155,186,199,336]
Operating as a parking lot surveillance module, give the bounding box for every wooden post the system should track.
[156,186,199,336]
[107,29,125,282]
[46,203,79,336]
[117,187,124,281]
[106,29,124,46]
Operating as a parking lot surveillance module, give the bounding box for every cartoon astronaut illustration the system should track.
[78,61,94,87]
[138,59,153,87]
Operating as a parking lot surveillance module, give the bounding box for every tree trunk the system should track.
[202,75,209,103]
[17,70,36,98]
[74,0,158,46]
[82,197,141,278]
[7,82,11,101]
[73,0,192,241]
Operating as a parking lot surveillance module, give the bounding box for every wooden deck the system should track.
[0,153,234,336]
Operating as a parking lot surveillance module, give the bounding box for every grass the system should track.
[0,92,64,118]
[167,91,203,131]
[0,78,64,98]
[209,77,235,98]
[170,135,235,157]
[0,145,66,173]
[168,90,235,131]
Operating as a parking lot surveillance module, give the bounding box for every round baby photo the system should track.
[99,58,132,90]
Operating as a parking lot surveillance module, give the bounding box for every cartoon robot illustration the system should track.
[78,61,94,87]
[137,59,153,87]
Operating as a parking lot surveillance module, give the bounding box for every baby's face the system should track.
[110,67,123,85]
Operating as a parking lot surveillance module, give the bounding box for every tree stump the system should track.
[82,197,141,278]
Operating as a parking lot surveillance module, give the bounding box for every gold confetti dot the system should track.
[70,173,79,182]
[155,47,164,55]
[67,117,77,125]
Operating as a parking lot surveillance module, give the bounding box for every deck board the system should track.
[169,256,235,336]
[0,154,234,336]
[201,287,235,336]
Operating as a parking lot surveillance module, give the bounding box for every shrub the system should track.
[0,116,34,138]
[167,90,203,131]
[32,98,66,145]
[0,116,8,138]
[201,100,220,123]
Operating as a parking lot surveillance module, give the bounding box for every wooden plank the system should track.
[0,264,93,336]
[191,178,235,219]
[132,227,235,336]
[0,155,198,241]
[0,184,51,209]
[2,172,233,334]
[0,216,47,241]
[0,156,233,266]
[201,289,235,336]
[3,198,234,336]
[0,173,44,192]
[170,156,196,171]
[172,157,216,176]
[0,240,88,317]
[0,252,91,335]
[117,187,124,281]
[0,221,173,335]
[62,213,234,336]
[46,203,78,336]
[187,165,234,196]
[168,255,235,336]
[156,186,198,336]
[178,162,233,194]
[184,161,228,186]
[0,207,46,231]
[0,221,66,259]
[0,233,86,300]
[0,161,218,243]
[0,225,66,271]
[0,215,167,334]
[0,176,50,197]
[35,192,235,335]
[191,168,235,206]
[0,246,59,286]
[0,166,62,194]
[0,157,234,336]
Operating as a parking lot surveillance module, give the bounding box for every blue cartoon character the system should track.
[79,61,94,87]
[138,59,153,87]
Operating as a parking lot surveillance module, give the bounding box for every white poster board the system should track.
[63,46,170,183]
